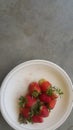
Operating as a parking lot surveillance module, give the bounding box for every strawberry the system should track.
[32,115,43,123]
[39,79,46,85]
[39,94,51,103]
[29,82,41,97]
[25,95,37,107]
[39,79,51,92]
[18,79,63,124]
[39,105,49,117]
[20,107,30,118]
[51,93,58,100]
[49,99,56,109]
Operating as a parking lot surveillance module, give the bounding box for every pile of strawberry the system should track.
[18,79,63,124]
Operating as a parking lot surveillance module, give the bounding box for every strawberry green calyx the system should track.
[46,86,63,96]
[18,113,27,124]
[30,100,42,116]
[52,87,64,96]
[18,113,33,124]
[32,90,40,98]
[46,87,53,96]
[19,96,27,107]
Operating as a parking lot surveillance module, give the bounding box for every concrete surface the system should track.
[0,0,73,130]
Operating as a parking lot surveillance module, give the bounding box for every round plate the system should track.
[0,60,73,130]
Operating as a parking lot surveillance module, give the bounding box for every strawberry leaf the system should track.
[30,100,42,116]
[46,87,53,96]
[18,113,27,124]
[52,87,63,95]
[19,96,27,107]
[27,117,33,123]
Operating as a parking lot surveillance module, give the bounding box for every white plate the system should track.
[0,60,73,130]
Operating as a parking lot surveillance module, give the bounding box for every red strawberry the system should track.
[29,82,41,97]
[20,107,30,118]
[51,93,58,100]
[49,99,56,109]
[39,105,49,117]
[32,115,43,123]
[39,79,51,92]
[39,94,51,103]
[25,95,36,107]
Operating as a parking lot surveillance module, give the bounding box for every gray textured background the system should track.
[0,0,73,130]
